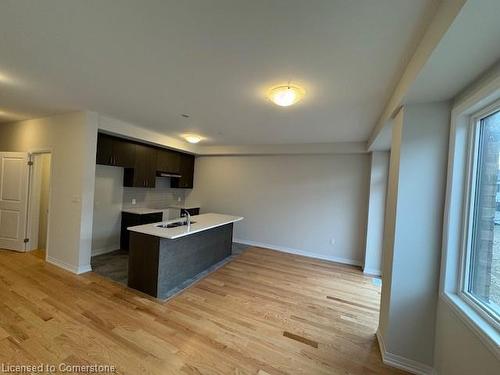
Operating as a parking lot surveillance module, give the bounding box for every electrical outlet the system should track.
[330,238,336,246]
[132,199,136,205]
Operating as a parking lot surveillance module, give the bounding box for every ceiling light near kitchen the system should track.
[268,84,305,107]
[184,134,202,144]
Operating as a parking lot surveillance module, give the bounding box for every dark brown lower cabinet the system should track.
[180,207,200,216]
[120,212,163,250]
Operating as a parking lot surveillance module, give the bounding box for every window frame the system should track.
[459,100,500,331]
[441,69,500,357]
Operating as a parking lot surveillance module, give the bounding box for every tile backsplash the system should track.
[122,177,186,209]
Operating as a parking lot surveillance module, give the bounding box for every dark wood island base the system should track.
[128,223,233,299]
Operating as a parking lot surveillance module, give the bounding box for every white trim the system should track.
[234,238,362,267]
[27,148,54,264]
[457,106,500,329]
[363,267,381,277]
[376,330,434,375]
[46,256,92,275]
[91,245,120,257]
[77,264,92,274]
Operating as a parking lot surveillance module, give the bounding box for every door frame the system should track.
[26,149,53,260]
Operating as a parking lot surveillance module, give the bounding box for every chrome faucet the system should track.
[182,209,191,229]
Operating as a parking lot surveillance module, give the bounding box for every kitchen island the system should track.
[127,213,243,299]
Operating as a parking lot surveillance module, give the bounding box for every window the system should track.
[464,108,500,327]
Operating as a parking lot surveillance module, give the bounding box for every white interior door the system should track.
[0,152,30,251]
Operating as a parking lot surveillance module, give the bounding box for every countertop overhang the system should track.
[127,213,243,239]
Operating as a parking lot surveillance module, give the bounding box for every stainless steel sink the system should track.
[156,221,196,229]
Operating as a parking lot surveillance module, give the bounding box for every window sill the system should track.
[442,292,500,359]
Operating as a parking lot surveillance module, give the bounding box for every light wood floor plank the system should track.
[0,247,407,374]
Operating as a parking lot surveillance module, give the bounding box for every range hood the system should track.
[157,171,182,178]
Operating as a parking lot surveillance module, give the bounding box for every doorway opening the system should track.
[26,152,52,260]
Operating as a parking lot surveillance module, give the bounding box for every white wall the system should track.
[378,103,450,373]
[92,165,124,255]
[0,112,98,273]
[91,166,186,256]
[186,154,370,265]
[434,299,499,375]
[363,151,389,276]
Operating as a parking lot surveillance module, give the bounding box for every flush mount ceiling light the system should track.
[268,84,305,107]
[184,134,202,144]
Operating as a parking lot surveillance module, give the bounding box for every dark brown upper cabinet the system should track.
[96,132,195,189]
[156,149,181,174]
[124,144,157,188]
[171,153,195,189]
[96,133,135,168]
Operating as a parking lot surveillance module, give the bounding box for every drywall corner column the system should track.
[77,112,98,272]
[378,102,450,371]
[363,151,390,276]
[378,108,404,344]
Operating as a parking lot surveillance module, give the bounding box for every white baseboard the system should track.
[46,256,92,275]
[376,330,434,375]
[234,238,362,267]
[363,267,381,276]
[77,264,92,274]
[91,245,120,257]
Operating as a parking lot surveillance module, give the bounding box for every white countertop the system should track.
[167,205,200,210]
[127,213,243,239]
[122,206,200,215]
[122,207,166,215]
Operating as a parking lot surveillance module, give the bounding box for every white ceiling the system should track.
[0,0,437,145]
[406,0,500,103]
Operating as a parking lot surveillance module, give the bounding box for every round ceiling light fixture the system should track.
[268,84,305,107]
[184,134,202,144]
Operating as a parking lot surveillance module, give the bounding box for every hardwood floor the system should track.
[0,247,407,374]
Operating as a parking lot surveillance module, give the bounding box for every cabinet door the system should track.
[140,212,163,224]
[113,138,136,168]
[120,212,142,250]
[144,147,158,188]
[132,144,148,187]
[172,154,195,189]
[132,144,157,188]
[96,133,113,165]
[156,149,180,173]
